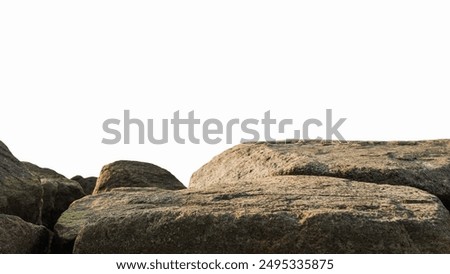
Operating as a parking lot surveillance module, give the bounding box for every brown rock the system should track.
[71,175,97,195]
[190,140,450,208]
[93,160,185,194]
[0,214,52,254]
[54,176,450,253]
[0,141,43,224]
[23,162,86,228]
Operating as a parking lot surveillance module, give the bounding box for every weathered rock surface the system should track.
[0,214,52,254]
[54,176,450,254]
[0,141,43,224]
[190,140,450,208]
[93,160,185,194]
[71,175,97,195]
[23,162,86,228]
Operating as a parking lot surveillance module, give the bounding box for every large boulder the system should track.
[93,160,185,194]
[0,214,52,254]
[0,141,43,224]
[54,176,450,254]
[190,140,450,208]
[71,175,97,195]
[23,162,86,228]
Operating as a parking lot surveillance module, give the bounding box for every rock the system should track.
[0,141,43,224]
[190,140,450,208]
[23,162,86,228]
[54,176,450,253]
[93,160,185,194]
[0,214,52,254]
[71,175,97,195]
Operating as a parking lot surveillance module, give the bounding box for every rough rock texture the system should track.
[0,141,43,224]
[23,162,86,228]
[93,160,185,194]
[0,214,52,254]
[71,175,97,195]
[190,140,450,208]
[54,176,450,254]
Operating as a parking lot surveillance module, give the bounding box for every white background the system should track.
[1,0,449,186]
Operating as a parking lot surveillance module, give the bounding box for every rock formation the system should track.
[71,175,97,195]
[3,139,450,254]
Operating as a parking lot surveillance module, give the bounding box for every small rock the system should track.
[93,160,185,194]
[71,176,97,195]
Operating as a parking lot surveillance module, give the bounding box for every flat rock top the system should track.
[190,140,450,207]
[60,176,447,222]
[55,176,450,253]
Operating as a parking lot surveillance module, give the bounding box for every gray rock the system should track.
[23,162,86,228]
[0,214,52,254]
[190,140,450,208]
[93,160,185,194]
[54,176,450,253]
[0,141,43,224]
[71,176,97,195]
